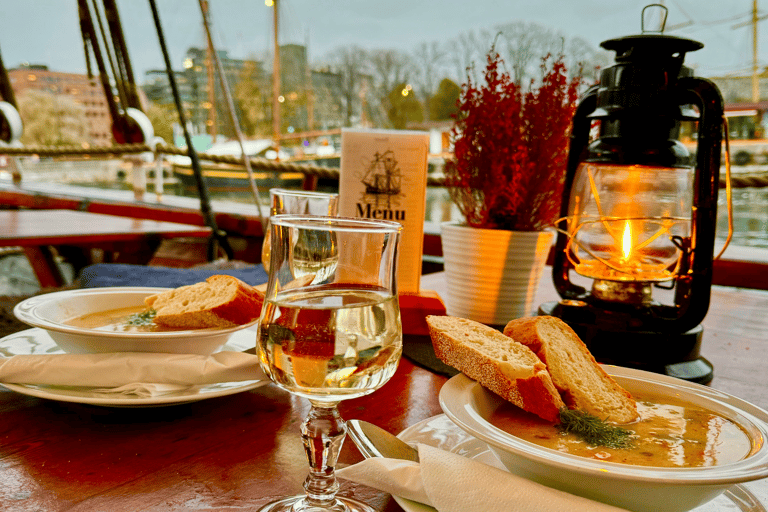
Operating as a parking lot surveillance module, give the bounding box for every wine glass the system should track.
[257,214,403,512]
[261,189,339,272]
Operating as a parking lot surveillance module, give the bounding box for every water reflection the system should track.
[176,182,761,248]
[718,188,768,247]
[170,183,464,225]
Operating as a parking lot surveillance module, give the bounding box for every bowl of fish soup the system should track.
[439,366,768,512]
[13,287,256,355]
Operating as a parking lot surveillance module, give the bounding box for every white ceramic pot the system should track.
[440,222,554,325]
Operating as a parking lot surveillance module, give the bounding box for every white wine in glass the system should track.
[261,285,400,397]
[257,214,402,512]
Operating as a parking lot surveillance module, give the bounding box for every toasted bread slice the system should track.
[426,315,565,423]
[145,275,264,329]
[503,316,638,424]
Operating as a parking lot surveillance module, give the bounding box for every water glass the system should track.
[261,188,339,271]
[257,214,402,512]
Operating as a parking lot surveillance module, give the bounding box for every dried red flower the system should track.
[445,49,582,231]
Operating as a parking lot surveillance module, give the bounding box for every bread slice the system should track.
[426,315,565,423]
[503,316,638,424]
[145,275,264,329]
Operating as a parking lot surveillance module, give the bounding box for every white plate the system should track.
[394,414,767,512]
[0,327,267,407]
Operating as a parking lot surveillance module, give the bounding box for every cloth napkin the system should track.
[0,351,266,397]
[337,443,630,512]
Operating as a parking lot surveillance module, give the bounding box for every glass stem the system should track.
[299,400,346,510]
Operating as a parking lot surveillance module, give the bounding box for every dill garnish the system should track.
[126,309,157,326]
[558,409,635,449]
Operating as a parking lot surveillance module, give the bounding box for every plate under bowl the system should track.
[439,367,768,512]
[13,287,257,355]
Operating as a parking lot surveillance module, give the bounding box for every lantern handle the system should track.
[551,85,599,301]
[714,118,733,260]
[641,4,668,34]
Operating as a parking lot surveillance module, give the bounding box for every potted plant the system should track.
[441,46,581,325]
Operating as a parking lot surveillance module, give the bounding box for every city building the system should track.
[310,68,344,131]
[278,45,345,134]
[708,72,768,140]
[7,64,113,145]
[710,71,768,104]
[142,44,347,143]
[143,48,266,140]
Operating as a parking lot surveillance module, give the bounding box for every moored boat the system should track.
[172,162,305,192]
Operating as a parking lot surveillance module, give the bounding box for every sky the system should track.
[0,0,761,83]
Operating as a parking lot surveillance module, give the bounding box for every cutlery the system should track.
[346,419,419,462]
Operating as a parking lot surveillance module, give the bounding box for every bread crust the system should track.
[146,275,264,329]
[427,315,564,423]
[503,316,638,424]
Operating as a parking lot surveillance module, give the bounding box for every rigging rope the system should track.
[0,143,340,177]
[103,0,141,109]
[78,0,120,125]
[147,0,232,261]
[3,143,768,189]
[88,0,129,111]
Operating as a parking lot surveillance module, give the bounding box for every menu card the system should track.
[339,128,430,294]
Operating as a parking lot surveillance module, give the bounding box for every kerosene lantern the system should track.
[540,5,727,384]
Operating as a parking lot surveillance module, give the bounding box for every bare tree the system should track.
[234,58,268,137]
[17,89,89,145]
[411,41,448,122]
[566,36,612,83]
[448,30,486,83]
[495,21,563,85]
[313,22,606,129]
[369,49,414,98]
[369,49,414,127]
[321,45,370,126]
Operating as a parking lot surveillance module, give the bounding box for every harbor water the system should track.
[2,158,768,297]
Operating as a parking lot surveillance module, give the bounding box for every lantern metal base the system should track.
[538,300,713,384]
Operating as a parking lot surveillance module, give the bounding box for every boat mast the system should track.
[735,0,768,103]
[271,0,281,155]
[205,11,217,140]
[198,0,266,230]
[753,0,760,102]
[306,28,314,131]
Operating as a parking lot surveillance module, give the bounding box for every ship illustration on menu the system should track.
[362,150,402,197]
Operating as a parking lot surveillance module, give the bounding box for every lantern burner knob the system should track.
[592,279,654,305]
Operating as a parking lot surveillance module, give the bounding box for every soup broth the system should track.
[489,392,752,468]
[66,305,175,332]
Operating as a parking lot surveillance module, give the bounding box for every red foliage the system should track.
[444,50,582,231]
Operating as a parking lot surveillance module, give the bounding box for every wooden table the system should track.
[0,209,212,288]
[0,272,766,511]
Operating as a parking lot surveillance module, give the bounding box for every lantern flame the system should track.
[621,221,632,261]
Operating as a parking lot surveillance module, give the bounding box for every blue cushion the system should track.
[78,263,268,289]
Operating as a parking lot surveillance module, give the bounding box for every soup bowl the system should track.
[439,367,768,512]
[13,287,258,355]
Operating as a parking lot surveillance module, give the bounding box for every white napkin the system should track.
[337,444,631,512]
[91,383,195,398]
[0,351,266,397]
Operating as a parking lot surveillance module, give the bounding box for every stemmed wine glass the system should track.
[257,214,403,512]
[261,188,339,272]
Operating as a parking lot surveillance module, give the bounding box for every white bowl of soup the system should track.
[13,287,256,355]
[439,367,768,512]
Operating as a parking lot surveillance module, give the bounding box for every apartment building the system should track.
[8,64,113,145]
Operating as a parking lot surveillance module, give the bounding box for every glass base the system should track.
[257,495,377,512]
